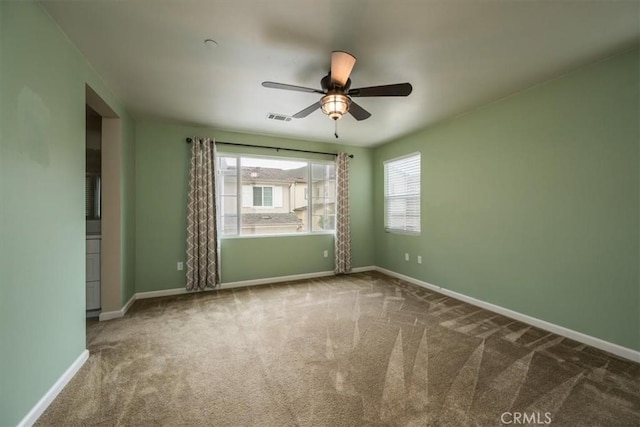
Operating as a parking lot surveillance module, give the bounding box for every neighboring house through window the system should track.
[218,154,336,236]
[384,152,421,234]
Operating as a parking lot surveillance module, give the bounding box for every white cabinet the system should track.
[86,253,100,282]
[86,237,101,311]
[86,281,100,310]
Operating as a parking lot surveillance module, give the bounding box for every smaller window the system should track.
[253,186,273,207]
[384,153,421,234]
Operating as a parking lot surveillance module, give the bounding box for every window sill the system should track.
[384,228,421,236]
[221,231,336,240]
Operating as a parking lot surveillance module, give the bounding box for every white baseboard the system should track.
[98,293,136,321]
[17,349,89,427]
[113,270,361,314]
[132,268,376,301]
[350,265,376,273]
[135,270,338,300]
[220,270,335,289]
[375,267,442,292]
[375,267,640,363]
[135,287,191,300]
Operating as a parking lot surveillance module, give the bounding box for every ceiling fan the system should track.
[262,51,413,125]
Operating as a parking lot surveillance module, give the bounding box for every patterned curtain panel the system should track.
[334,152,352,274]
[186,137,220,290]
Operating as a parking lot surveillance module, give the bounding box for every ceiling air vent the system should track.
[266,113,292,122]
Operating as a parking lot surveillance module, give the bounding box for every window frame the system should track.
[383,152,421,235]
[217,152,337,239]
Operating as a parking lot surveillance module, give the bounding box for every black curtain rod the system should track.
[185,138,354,158]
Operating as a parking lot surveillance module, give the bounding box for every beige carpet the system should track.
[37,272,639,426]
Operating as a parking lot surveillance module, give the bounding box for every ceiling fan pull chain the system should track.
[334,120,339,139]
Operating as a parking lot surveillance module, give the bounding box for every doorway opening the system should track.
[85,84,123,329]
[85,104,102,318]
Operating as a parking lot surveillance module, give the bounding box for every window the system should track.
[258,187,272,206]
[384,153,421,234]
[217,154,336,236]
[248,186,275,207]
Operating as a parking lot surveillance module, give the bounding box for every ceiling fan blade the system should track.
[331,51,356,87]
[348,100,371,121]
[293,102,321,118]
[348,83,413,97]
[262,81,324,94]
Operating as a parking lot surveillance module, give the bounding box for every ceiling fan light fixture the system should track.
[321,93,350,120]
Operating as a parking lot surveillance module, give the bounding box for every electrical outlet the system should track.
[323,250,328,258]
[404,253,410,262]
[177,261,184,271]
[417,256,422,264]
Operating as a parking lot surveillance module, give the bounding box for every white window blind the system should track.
[384,153,421,234]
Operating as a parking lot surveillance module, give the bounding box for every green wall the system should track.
[374,49,640,351]
[0,3,135,425]
[135,121,374,292]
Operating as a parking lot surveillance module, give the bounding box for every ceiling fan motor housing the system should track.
[322,74,351,92]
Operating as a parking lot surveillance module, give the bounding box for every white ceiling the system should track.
[42,0,639,147]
